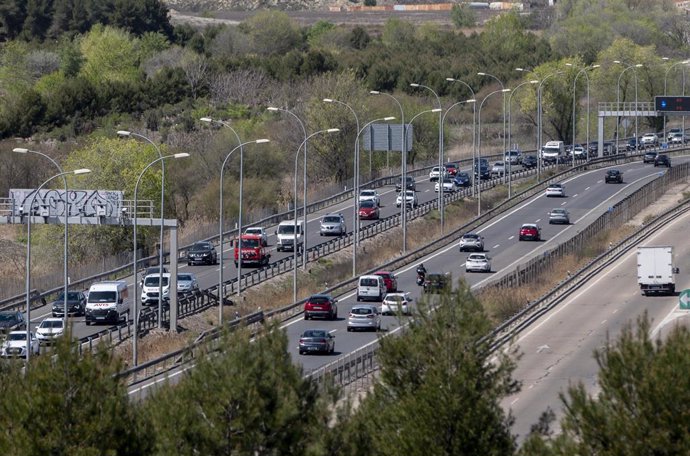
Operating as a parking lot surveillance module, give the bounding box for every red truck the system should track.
[234,234,271,267]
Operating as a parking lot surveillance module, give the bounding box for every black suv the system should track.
[187,242,219,266]
[605,169,623,184]
[0,311,26,335]
[422,273,451,294]
[51,291,87,317]
[654,154,671,168]
[395,176,416,192]
[643,151,658,164]
[522,155,538,169]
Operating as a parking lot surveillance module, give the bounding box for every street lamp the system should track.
[663,59,690,138]
[441,98,475,201]
[477,88,510,216]
[478,72,507,155]
[117,130,167,329]
[506,80,538,197]
[369,90,409,252]
[614,61,643,147]
[23,168,91,361]
[537,71,564,179]
[565,64,600,167]
[292,129,339,303]
[132,153,189,367]
[410,83,445,230]
[215,137,269,326]
[446,78,477,197]
[267,106,309,271]
[13,148,70,327]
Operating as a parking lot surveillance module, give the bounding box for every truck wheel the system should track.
[234,261,238,267]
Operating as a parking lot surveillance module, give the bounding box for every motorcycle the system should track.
[416,266,426,286]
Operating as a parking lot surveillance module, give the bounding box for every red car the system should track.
[304,294,338,320]
[374,271,398,293]
[358,201,380,220]
[518,223,541,241]
[444,162,458,176]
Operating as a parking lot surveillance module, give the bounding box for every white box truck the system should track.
[637,246,679,296]
[85,281,130,325]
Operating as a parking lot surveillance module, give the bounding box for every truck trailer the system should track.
[637,246,679,296]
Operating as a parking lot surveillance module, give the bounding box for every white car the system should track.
[459,233,484,252]
[1,331,40,358]
[545,183,565,197]
[177,273,199,294]
[396,190,418,208]
[640,133,659,147]
[243,227,268,246]
[141,273,171,305]
[570,145,586,158]
[359,189,381,206]
[36,317,65,345]
[465,253,491,273]
[491,161,506,177]
[429,166,447,182]
[505,150,522,165]
[347,304,381,332]
[381,292,413,316]
[434,178,457,193]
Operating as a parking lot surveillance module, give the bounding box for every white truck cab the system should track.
[85,281,129,325]
[275,220,304,252]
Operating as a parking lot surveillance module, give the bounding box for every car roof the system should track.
[374,270,392,275]
[41,317,63,323]
[521,223,538,228]
[548,183,563,187]
[308,293,332,299]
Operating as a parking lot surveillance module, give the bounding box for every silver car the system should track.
[177,273,199,294]
[347,304,381,332]
[320,213,346,236]
[465,253,491,273]
[359,189,380,206]
[548,208,570,224]
[459,233,484,252]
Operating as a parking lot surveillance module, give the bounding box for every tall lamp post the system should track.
[24,168,91,360]
[292,129,339,303]
[216,138,269,326]
[537,71,563,179]
[267,107,308,270]
[663,59,690,138]
[446,78,477,195]
[565,64,600,167]
[506,80,538,197]
[477,88,510,215]
[132,153,189,367]
[478,72,507,155]
[13,148,71,327]
[441,99,475,188]
[369,91,409,252]
[614,61,643,148]
[410,83,445,230]
[117,131,167,329]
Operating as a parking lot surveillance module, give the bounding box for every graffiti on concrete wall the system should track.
[9,189,123,217]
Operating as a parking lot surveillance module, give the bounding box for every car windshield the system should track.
[144,276,169,287]
[240,239,260,248]
[323,216,341,223]
[7,333,27,341]
[308,296,331,304]
[39,320,62,329]
[278,225,295,234]
[361,190,375,196]
[244,228,261,235]
[0,313,17,322]
[303,330,327,338]
[190,243,212,252]
[88,291,116,303]
[56,292,81,301]
[468,254,485,260]
[442,178,453,184]
[457,173,468,178]
[360,201,375,208]
[552,209,566,214]
[178,274,192,281]
[351,307,373,315]
[463,233,479,239]
[387,295,404,302]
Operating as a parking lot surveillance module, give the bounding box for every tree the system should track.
[451,3,476,28]
[349,26,371,50]
[522,313,690,455]
[244,11,302,56]
[0,335,152,455]
[78,24,141,86]
[144,324,333,455]
[349,280,520,455]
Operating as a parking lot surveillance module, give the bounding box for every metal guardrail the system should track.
[113,152,659,385]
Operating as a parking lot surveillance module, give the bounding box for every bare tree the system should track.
[181,52,209,100]
[209,68,271,107]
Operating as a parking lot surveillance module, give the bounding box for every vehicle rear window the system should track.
[309,296,331,304]
[360,201,375,208]
[304,330,327,338]
[323,216,341,223]
[360,278,378,287]
[351,307,373,315]
[40,320,62,329]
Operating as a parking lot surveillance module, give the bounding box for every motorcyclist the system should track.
[416,263,427,276]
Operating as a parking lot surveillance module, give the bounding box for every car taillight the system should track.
[319,339,327,343]
[367,314,375,319]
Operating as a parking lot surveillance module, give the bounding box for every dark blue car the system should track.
[453,171,472,187]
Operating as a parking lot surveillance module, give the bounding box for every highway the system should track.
[501,207,690,442]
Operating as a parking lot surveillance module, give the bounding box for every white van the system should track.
[357,275,386,302]
[541,141,565,162]
[141,273,171,306]
[275,220,304,252]
[85,281,129,325]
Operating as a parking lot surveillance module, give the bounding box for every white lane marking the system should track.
[601,320,607,325]
[508,235,515,240]
[535,218,541,223]
[561,202,567,206]
[585,187,590,190]
[128,363,195,396]
[493,244,500,249]
[573,194,579,197]
[511,398,520,406]
[329,329,337,334]
[597,180,603,183]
